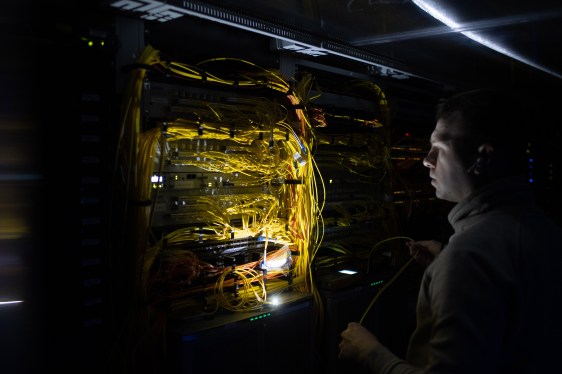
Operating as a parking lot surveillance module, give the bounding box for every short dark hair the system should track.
[436,88,533,176]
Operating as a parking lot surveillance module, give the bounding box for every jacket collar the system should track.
[448,176,534,231]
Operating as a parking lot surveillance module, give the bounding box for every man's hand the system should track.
[338,322,381,362]
[407,240,442,267]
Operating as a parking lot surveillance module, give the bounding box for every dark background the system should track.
[1,1,561,373]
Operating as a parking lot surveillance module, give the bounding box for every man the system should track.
[338,88,562,373]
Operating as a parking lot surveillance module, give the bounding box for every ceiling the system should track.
[96,0,562,134]
[103,0,562,93]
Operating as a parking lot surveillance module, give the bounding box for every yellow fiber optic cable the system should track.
[214,267,266,311]
[359,250,418,325]
[358,236,416,324]
[129,47,321,315]
[366,235,414,272]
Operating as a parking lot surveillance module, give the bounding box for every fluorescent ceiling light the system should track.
[412,0,562,79]
[0,299,23,306]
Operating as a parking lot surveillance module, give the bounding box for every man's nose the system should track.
[423,153,435,168]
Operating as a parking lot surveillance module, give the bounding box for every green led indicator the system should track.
[249,313,271,322]
[371,280,384,286]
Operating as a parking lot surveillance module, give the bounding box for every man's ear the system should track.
[474,143,494,175]
[467,143,494,175]
[477,144,494,162]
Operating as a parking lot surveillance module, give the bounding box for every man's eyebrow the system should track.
[431,131,456,144]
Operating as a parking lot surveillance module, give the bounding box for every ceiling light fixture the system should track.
[412,0,562,79]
